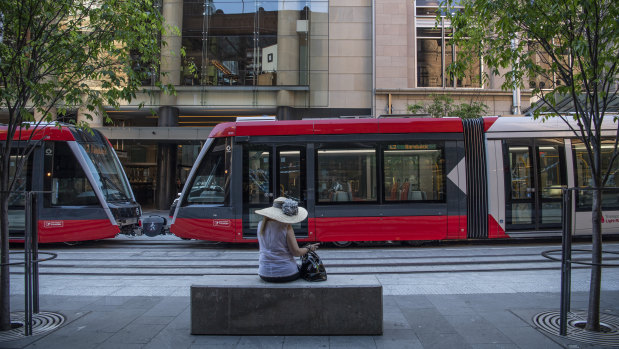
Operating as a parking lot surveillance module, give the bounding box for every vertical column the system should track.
[34,106,57,123]
[276,4,300,115]
[160,0,183,100]
[156,106,179,210]
[77,105,104,127]
[156,0,183,209]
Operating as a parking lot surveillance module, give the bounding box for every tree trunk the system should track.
[0,193,11,331]
[585,187,603,331]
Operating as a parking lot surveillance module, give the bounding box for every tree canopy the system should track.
[441,0,618,331]
[0,0,171,330]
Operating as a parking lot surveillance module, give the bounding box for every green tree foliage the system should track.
[442,0,618,331]
[407,94,488,119]
[0,0,171,330]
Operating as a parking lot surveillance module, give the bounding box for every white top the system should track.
[257,220,299,278]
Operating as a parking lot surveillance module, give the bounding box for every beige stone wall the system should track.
[375,90,532,117]
[373,0,530,117]
[328,0,373,109]
[375,0,411,89]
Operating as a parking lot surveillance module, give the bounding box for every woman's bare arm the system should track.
[286,225,319,257]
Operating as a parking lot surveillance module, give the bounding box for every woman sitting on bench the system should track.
[255,197,319,283]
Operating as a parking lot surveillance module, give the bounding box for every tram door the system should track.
[505,140,566,231]
[242,145,307,238]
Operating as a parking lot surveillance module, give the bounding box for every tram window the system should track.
[46,142,99,206]
[184,138,230,205]
[8,152,33,232]
[573,140,619,211]
[8,154,32,207]
[316,147,377,203]
[383,143,445,202]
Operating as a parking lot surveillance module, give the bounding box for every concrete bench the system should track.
[191,274,383,335]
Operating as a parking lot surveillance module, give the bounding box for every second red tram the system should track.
[170,116,619,244]
[3,124,141,243]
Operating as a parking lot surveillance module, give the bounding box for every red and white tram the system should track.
[169,116,619,244]
[3,124,141,243]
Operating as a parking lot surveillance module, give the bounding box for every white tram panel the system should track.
[486,116,619,236]
[485,139,506,235]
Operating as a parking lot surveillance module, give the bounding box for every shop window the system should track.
[316,147,377,203]
[383,143,445,202]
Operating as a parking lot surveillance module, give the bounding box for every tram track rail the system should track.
[9,254,619,278]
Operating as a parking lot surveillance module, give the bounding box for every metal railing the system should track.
[541,187,619,336]
[2,192,57,335]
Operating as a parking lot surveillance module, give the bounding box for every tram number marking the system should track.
[43,221,64,228]
[213,220,231,227]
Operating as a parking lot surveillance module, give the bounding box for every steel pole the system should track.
[559,189,573,336]
[24,192,33,336]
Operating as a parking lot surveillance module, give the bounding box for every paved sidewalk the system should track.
[3,290,619,348]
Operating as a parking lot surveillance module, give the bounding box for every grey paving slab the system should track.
[426,294,477,316]
[103,322,168,344]
[470,344,520,349]
[495,324,565,349]
[141,297,188,318]
[144,327,195,349]
[3,290,619,349]
[327,336,377,349]
[236,335,286,348]
[133,315,176,326]
[393,295,435,310]
[400,307,458,334]
[415,332,474,349]
[383,310,413,330]
[282,336,331,349]
[373,329,423,349]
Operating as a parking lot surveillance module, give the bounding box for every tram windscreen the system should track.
[75,136,133,202]
[183,138,229,205]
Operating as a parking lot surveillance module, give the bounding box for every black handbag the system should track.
[299,251,327,282]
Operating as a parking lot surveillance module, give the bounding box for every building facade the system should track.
[79,0,530,209]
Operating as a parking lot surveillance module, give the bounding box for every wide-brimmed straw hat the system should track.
[255,197,308,224]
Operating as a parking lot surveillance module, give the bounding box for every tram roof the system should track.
[0,123,79,141]
[209,117,500,138]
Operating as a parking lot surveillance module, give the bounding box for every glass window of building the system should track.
[182,0,313,87]
[184,138,231,205]
[316,147,377,203]
[528,41,559,90]
[573,139,619,211]
[415,0,480,88]
[383,143,445,202]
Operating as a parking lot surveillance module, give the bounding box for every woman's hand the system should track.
[305,243,320,253]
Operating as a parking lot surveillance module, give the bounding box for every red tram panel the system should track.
[170,116,619,244]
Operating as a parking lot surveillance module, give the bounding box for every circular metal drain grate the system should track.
[533,311,619,347]
[0,312,65,342]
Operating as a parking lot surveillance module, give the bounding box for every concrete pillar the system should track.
[276,7,300,106]
[276,106,292,120]
[160,0,183,106]
[155,0,182,210]
[77,105,104,127]
[156,106,179,210]
[34,106,57,123]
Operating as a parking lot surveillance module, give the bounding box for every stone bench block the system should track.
[191,274,383,335]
